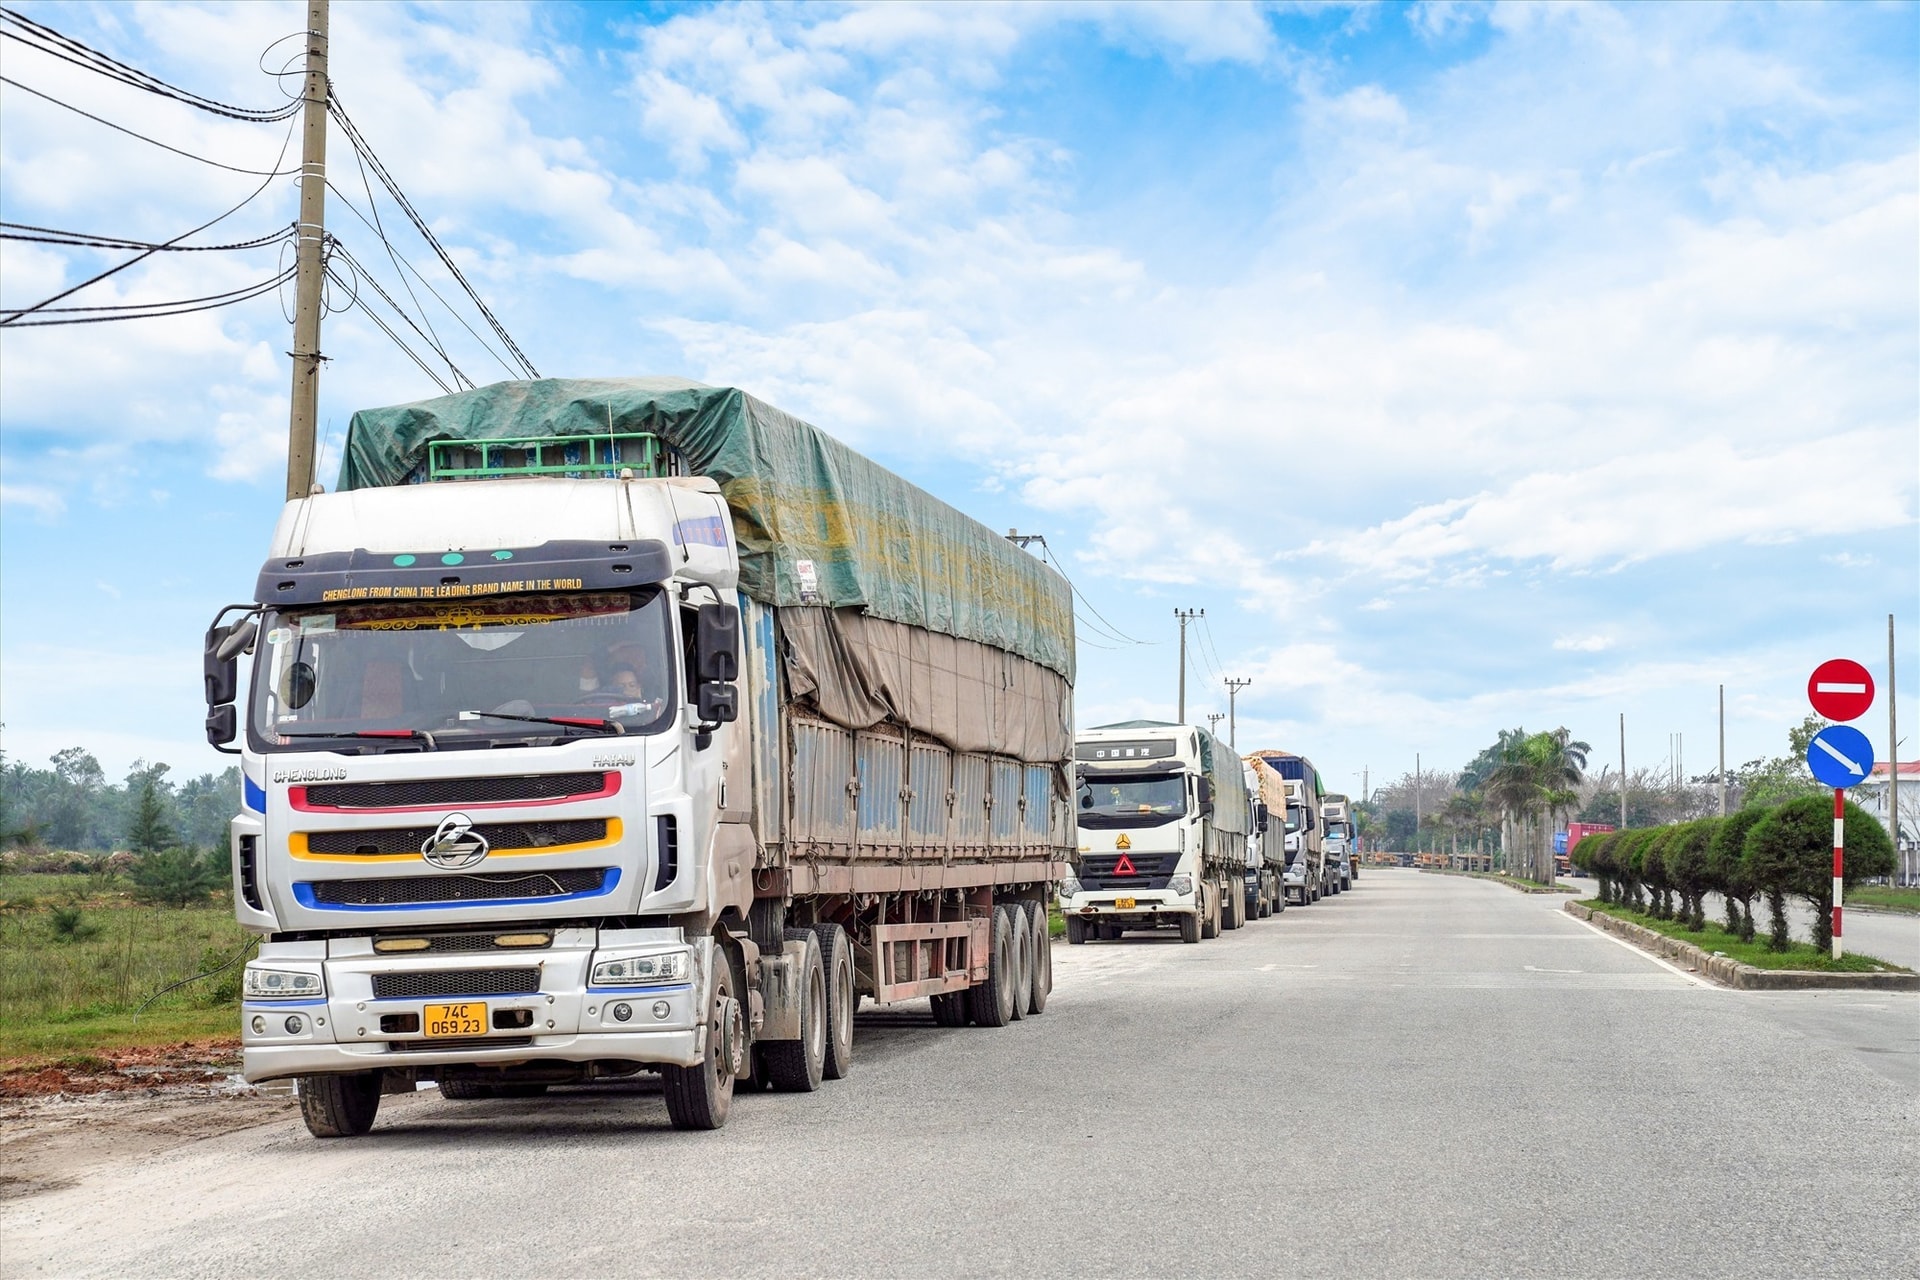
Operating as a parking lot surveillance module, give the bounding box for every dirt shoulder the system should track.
[0,1041,297,1202]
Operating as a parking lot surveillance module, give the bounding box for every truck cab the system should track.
[1323,794,1356,889]
[1061,723,1248,944]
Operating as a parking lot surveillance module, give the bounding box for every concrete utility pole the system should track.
[1415,752,1422,849]
[1718,685,1727,816]
[285,0,331,501]
[1174,608,1201,723]
[1619,714,1628,828]
[1207,713,1224,737]
[1891,613,1902,882]
[1362,767,1369,806]
[1225,677,1251,751]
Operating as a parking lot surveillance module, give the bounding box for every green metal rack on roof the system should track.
[426,432,668,481]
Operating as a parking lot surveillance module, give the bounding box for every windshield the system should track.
[1285,804,1306,833]
[1076,771,1189,829]
[249,590,674,750]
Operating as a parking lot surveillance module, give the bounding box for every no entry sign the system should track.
[1807,658,1875,722]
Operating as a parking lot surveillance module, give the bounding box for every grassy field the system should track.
[0,874,249,1061]
[1578,900,1907,973]
[1846,885,1920,915]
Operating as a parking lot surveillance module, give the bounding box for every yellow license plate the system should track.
[1114,897,1136,910]
[423,1001,488,1038]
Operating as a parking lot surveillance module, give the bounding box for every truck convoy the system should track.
[1322,793,1357,886]
[1060,722,1250,943]
[1251,751,1334,902]
[203,377,1075,1136]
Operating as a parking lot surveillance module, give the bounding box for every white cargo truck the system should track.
[1241,760,1281,920]
[1322,793,1356,888]
[204,378,1074,1136]
[1251,751,1329,904]
[1059,721,1250,943]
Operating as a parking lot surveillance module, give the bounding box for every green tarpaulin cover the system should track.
[339,378,1073,680]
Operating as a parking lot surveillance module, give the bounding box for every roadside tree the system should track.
[1743,796,1895,953]
[1708,807,1768,942]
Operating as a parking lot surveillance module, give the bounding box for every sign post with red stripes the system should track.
[1806,661,1878,960]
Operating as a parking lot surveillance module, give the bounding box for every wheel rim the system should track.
[807,960,827,1066]
[832,954,852,1055]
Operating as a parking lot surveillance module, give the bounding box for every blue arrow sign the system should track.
[1807,725,1876,789]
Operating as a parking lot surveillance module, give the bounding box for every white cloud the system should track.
[1554,633,1615,653]
[0,482,67,520]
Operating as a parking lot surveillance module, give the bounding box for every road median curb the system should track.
[1563,902,1919,990]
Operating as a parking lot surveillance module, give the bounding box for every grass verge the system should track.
[0,890,251,1064]
[1844,885,1920,915]
[1578,900,1908,973]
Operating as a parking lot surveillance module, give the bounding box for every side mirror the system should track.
[696,681,737,724]
[204,620,241,707]
[206,703,237,747]
[1196,777,1214,818]
[695,602,739,682]
[1255,802,1270,834]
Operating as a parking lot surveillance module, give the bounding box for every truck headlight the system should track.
[591,951,690,986]
[1059,875,1083,898]
[243,967,324,1000]
[1168,874,1193,896]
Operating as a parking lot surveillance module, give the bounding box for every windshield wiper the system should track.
[456,710,625,735]
[277,728,438,749]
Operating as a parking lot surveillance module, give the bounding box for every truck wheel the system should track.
[1007,906,1031,1022]
[1022,900,1051,1015]
[967,906,1017,1028]
[438,1076,491,1101]
[1096,923,1122,941]
[930,990,969,1025]
[811,922,855,1081]
[1179,910,1202,944]
[1065,916,1089,946]
[299,1071,382,1138]
[1201,884,1220,939]
[662,942,741,1129]
[762,929,825,1093]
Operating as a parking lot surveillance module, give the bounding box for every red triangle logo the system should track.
[1113,854,1137,876]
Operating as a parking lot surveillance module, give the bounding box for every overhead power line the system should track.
[0,7,302,122]
[1,221,293,254]
[328,244,473,390]
[0,74,303,176]
[0,113,300,326]
[1,265,297,327]
[328,95,540,379]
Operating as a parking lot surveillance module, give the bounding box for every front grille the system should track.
[387,1036,533,1054]
[377,932,552,955]
[372,968,542,999]
[306,819,607,856]
[305,773,607,809]
[309,868,611,906]
[1080,851,1181,892]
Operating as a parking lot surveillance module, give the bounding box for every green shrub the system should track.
[1664,819,1717,932]
[128,847,224,908]
[1743,795,1895,953]
[1615,829,1652,911]
[1641,827,1678,920]
[49,905,100,942]
[1709,807,1768,942]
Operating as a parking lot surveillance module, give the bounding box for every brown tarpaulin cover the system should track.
[779,607,1070,766]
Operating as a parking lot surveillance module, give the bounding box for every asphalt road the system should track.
[6,871,1915,1278]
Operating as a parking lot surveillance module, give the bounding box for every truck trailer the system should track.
[204,377,1075,1135]
[1060,722,1250,943]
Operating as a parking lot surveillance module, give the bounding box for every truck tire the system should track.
[811,922,855,1080]
[1201,883,1220,939]
[1096,923,1122,941]
[1065,915,1089,946]
[1179,909,1202,944]
[299,1071,382,1138]
[967,906,1017,1028]
[1022,900,1051,1015]
[762,928,826,1093]
[662,941,741,1130]
[1226,886,1244,930]
[438,1076,491,1101]
[1006,905,1030,1021]
[930,990,969,1025]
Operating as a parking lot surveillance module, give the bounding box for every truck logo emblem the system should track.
[1115,833,1131,850]
[421,813,488,869]
[1113,854,1137,876]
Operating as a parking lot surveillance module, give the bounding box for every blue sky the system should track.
[2,0,1915,793]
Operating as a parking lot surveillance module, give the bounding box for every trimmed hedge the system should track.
[1567,800,1895,952]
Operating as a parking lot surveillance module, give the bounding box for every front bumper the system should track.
[243,1028,701,1082]
[1062,890,1197,920]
